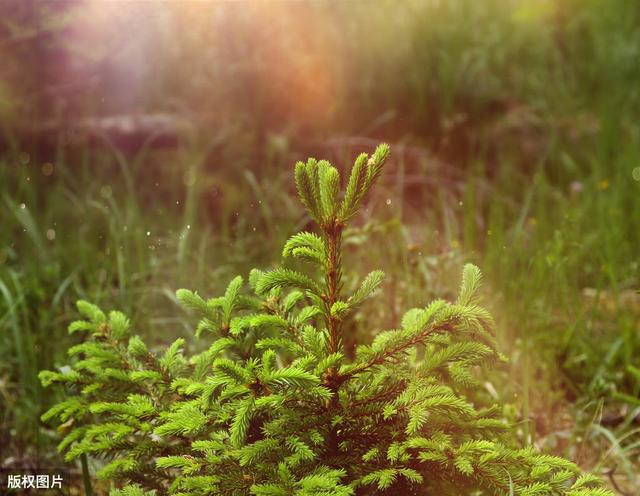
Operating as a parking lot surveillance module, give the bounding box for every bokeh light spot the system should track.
[100,185,113,198]
[42,163,54,176]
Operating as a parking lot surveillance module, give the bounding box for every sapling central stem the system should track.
[324,220,343,356]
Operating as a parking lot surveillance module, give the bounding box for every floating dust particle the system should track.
[183,170,196,187]
[100,185,112,198]
[42,163,54,176]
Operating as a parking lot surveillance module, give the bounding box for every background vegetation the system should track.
[1,0,638,493]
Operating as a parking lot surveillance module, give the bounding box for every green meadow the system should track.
[1,1,638,493]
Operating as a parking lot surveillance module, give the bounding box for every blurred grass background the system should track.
[1,0,639,492]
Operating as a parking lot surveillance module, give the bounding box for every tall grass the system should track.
[0,143,298,458]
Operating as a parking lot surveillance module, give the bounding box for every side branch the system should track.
[340,321,457,380]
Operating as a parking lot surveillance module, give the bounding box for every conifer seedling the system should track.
[41,145,612,495]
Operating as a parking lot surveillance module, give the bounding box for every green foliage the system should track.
[41,145,612,495]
